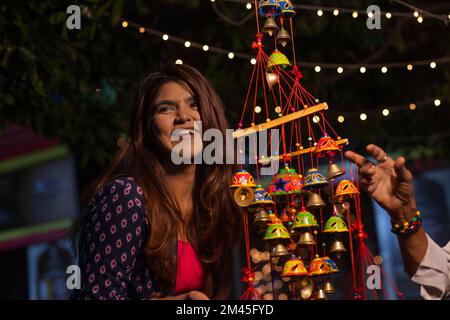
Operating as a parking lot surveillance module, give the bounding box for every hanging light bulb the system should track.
[315,66,321,72]
[382,108,390,116]
[162,34,169,41]
[430,61,437,69]
[333,9,339,16]
[360,113,367,121]
[352,11,359,18]
[386,12,392,19]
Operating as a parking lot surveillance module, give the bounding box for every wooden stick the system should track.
[233,102,328,139]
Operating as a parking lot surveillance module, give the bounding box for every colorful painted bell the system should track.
[314,136,340,158]
[267,166,303,196]
[323,216,348,233]
[334,179,359,201]
[292,208,319,229]
[230,170,256,188]
[276,27,291,47]
[267,49,292,71]
[262,17,279,36]
[322,256,339,273]
[250,185,274,207]
[279,0,295,16]
[281,255,308,277]
[308,255,335,276]
[233,187,254,207]
[267,211,283,224]
[258,0,281,17]
[263,222,291,241]
[303,168,329,190]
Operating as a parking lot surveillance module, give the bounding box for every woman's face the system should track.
[153,81,202,162]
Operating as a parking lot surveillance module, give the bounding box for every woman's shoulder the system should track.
[88,176,147,223]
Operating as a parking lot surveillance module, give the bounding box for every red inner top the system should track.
[174,240,205,295]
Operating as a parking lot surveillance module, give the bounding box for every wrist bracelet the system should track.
[391,210,422,238]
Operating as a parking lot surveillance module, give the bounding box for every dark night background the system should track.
[0,0,449,299]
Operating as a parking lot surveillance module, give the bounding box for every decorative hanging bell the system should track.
[303,168,329,190]
[323,280,336,294]
[233,187,254,207]
[306,192,326,210]
[329,239,347,255]
[271,243,290,257]
[297,231,316,245]
[262,17,279,36]
[315,288,327,300]
[327,162,346,180]
[276,27,291,47]
[265,72,279,90]
[253,208,271,225]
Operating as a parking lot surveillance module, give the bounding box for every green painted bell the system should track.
[267,49,291,71]
[323,216,348,233]
[264,223,291,241]
[292,208,319,229]
[267,166,303,196]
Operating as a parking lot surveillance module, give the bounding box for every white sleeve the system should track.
[410,234,450,300]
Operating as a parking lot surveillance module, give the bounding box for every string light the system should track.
[175,59,183,65]
[250,58,257,65]
[409,103,417,110]
[333,9,339,16]
[313,115,321,123]
[317,10,323,17]
[352,11,358,18]
[382,108,390,116]
[338,115,345,123]
[434,99,441,106]
[368,12,374,18]
[386,12,392,19]
[381,66,388,73]
[121,19,450,72]
[417,16,424,23]
[413,11,419,18]
[246,2,252,10]
[360,113,367,121]
[255,106,262,113]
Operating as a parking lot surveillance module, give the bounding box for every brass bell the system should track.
[276,27,291,47]
[329,239,347,259]
[323,280,336,294]
[298,231,316,245]
[271,243,290,257]
[262,17,279,36]
[306,193,326,210]
[253,208,271,225]
[233,187,254,207]
[315,288,327,300]
[298,278,314,300]
[327,162,346,180]
[265,72,278,90]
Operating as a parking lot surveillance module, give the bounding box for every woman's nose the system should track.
[176,105,193,122]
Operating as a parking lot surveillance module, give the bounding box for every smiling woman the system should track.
[70,63,242,300]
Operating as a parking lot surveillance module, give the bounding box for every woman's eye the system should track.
[158,106,175,113]
[191,103,199,109]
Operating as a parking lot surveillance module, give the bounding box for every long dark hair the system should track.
[75,63,242,299]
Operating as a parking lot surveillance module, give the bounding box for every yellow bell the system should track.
[315,288,327,300]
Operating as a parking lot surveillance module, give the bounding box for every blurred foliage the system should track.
[1,0,450,169]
